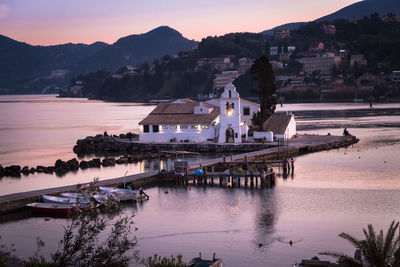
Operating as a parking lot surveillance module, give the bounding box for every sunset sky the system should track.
[0,0,360,46]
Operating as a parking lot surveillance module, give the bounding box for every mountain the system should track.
[0,26,197,94]
[317,0,400,22]
[261,0,400,34]
[261,22,306,35]
[77,26,197,73]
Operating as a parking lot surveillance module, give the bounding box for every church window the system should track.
[229,90,231,98]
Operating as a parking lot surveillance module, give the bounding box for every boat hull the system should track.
[26,202,76,214]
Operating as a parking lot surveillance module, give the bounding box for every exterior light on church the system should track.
[227,110,233,116]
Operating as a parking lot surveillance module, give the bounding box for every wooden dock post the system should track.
[245,175,248,187]
[291,158,295,174]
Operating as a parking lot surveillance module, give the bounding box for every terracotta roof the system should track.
[262,114,293,134]
[139,102,220,125]
[151,102,199,114]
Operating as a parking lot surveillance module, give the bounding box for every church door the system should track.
[226,128,235,143]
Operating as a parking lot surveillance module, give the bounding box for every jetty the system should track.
[0,134,358,215]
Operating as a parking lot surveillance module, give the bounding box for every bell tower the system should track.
[218,83,242,143]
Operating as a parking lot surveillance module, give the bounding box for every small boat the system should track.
[60,192,109,202]
[42,195,91,208]
[99,187,147,201]
[26,202,78,214]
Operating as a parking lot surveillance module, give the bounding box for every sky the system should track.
[0,0,360,46]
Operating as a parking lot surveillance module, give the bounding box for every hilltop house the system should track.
[138,83,296,143]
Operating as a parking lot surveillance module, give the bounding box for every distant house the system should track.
[270,61,284,70]
[390,70,400,88]
[298,54,340,75]
[350,54,367,67]
[274,29,291,39]
[213,71,240,90]
[270,47,278,56]
[208,56,235,71]
[321,24,336,35]
[308,42,325,53]
[238,57,255,74]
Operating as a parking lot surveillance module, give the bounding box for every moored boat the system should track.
[42,195,91,208]
[26,202,78,214]
[60,192,109,202]
[99,186,148,201]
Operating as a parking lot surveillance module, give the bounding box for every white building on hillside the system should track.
[138,83,296,143]
[213,71,240,90]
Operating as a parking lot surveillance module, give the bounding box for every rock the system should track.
[66,158,79,171]
[29,167,36,174]
[42,166,54,174]
[21,166,30,175]
[115,156,129,164]
[79,160,89,169]
[5,165,21,176]
[0,164,4,177]
[93,158,101,168]
[55,159,65,168]
[54,159,69,174]
[36,166,46,173]
[102,158,115,167]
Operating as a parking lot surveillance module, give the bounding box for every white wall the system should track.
[139,125,216,143]
[274,115,296,140]
[218,84,242,143]
[254,131,273,142]
[240,100,259,126]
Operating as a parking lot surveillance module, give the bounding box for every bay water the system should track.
[0,95,399,266]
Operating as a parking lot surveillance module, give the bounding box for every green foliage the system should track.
[0,235,16,267]
[321,221,400,267]
[144,254,186,267]
[24,179,138,267]
[0,254,6,267]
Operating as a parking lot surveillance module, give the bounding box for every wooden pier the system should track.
[174,170,276,189]
[0,134,357,214]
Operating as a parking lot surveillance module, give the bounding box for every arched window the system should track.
[228,90,231,98]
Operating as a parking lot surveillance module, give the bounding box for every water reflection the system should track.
[253,189,277,251]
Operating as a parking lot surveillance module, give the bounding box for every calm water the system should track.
[0,95,400,266]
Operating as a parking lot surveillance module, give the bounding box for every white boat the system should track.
[60,192,109,202]
[42,195,91,208]
[99,187,144,201]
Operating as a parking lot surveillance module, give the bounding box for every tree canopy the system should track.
[250,55,277,128]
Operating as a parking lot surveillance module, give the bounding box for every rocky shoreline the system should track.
[73,133,275,156]
[0,133,359,179]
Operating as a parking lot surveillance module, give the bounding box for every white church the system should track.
[138,83,296,143]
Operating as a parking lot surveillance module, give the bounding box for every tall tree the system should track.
[250,55,277,129]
